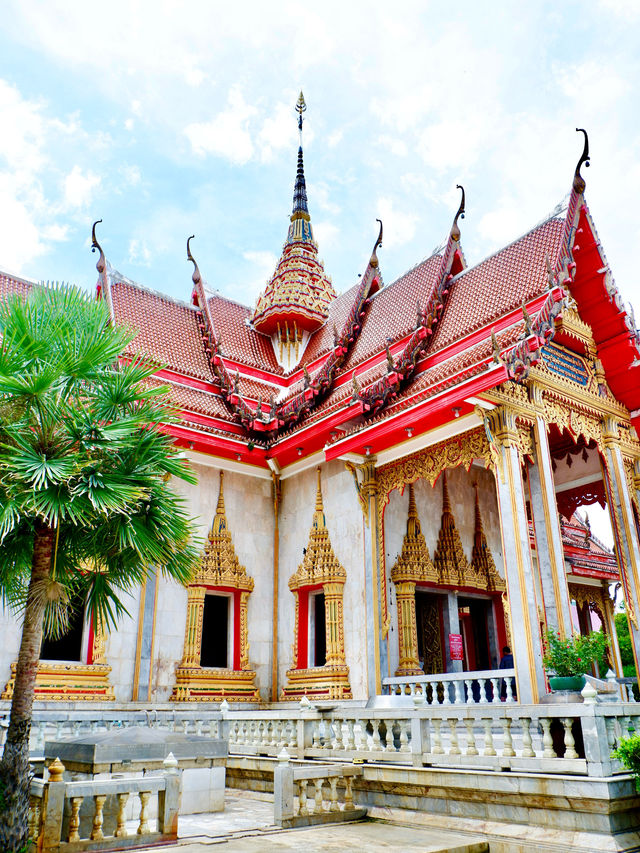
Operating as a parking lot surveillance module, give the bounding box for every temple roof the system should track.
[251,95,336,340]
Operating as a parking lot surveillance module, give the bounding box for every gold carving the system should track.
[282,468,351,700]
[172,472,259,702]
[433,472,471,586]
[471,485,506,593]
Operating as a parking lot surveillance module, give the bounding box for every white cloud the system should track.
[327,130,343,148]
[377,135,408,158]
[313,221,339,248]
[124,117,134,131]
[241,249,278,303]
[184,87,257,163]
[128,238,151,266]
[121,165,142,187]
[64,165,100,209]
[375,197,417,250]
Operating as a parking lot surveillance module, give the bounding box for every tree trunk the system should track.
[0,522,54,853]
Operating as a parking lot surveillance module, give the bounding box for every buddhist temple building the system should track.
[1,101,640,712]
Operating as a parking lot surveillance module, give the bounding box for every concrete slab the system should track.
[175,821,488,852]
[170,791,488,852]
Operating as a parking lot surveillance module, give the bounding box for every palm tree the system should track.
[0,285,199,851]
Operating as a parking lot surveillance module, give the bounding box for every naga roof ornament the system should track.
[251,92,336,353]
[573,128,590,194]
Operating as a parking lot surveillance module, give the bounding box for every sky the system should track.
[0,1,638,550]
[0,0,639,320]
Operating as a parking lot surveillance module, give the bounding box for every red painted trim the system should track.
[86,613,95,665]
[324,365,507,461]
[297,591,309,669]
[233,592,241,670]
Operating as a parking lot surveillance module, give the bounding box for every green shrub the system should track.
[543,629,609,677]
[613,733,640,790]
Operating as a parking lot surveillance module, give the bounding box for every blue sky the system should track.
[1,0,638,548]
[1,0,638,324]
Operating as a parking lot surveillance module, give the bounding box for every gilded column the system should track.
[181,586,206,667]
[324,581,345,666]
[600,417,640,673]
[92,617,107,665]
[485,406,546,704]
[602,588,624,679]
[240,590,251,670]
[528,384,574,636]
[395,581,419,672]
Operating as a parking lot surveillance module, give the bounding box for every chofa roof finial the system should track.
[91,219,106,275]
[450,185,465,242]
[186,235,202,287]
[296,91,307,136]
[370,218,383,268]
[573,128,590,194]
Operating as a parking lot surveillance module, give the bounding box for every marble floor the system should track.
[172,790,489,852]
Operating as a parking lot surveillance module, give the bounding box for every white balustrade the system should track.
[274,756,365,827]
[383,668,516,705]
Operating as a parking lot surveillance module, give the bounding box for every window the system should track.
[200,593,231,668]
[40,603,85,663]
[309,591,326,667]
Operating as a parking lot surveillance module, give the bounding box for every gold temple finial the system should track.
[296,91,307,133]
[450,185,465,242]
[211,470,226,536]
[406,482,420,537]
[91,219,106,275]
[314,466,324,516]
[470,483,505,592]
[433,470,470,585]
[441,470,451,514]
[187,235,202,287]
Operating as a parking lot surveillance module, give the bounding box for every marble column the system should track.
[486,407,546,704]
[528,388,574,636]
[442,590,462,673]
[601,417,640,674]
[359,458,388,696]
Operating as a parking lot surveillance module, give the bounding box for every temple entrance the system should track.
[416,591,444,674]
[40,601,85,663]
[200,593,230,668]
[458,597,492,671]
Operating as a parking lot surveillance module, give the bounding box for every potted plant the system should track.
[543,630,609,691]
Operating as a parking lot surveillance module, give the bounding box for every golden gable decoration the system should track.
[172,471,259,702]
[470,485,506,593]
[282,468,351,700]
[433,472,470,586]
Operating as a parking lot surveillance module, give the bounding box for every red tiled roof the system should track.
[110,280,211,381]
[431,217,565,350]
[342,255,443,371]
[0,272,36,301]
[207,294,282,374]
[301,282,361,366]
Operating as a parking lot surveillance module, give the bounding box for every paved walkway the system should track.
[172,791,488,852]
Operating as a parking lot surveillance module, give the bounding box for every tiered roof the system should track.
[1,128,638,473]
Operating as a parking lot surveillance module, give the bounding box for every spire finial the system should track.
[211,470,227,536]
[312,466,327,530]
[315,466,323,511]
[407,482,421,537]
[370,219,383,268]
[450,185,465,242]
[296,91,307,136]
[573,128,590,194]
[91,220,105,275]
[187,235,201,287]
[442,470,451,513]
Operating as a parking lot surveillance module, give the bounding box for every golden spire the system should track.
[470,484,505,592]
[195,471,252,590]
[433,471,470,585]
[390,483,437,584]
[289,468,346,590]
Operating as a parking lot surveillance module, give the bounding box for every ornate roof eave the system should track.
[354,187,468,418]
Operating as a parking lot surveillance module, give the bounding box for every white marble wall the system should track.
[0,604,24,694]
[104,589,141,702]
[277,460,368,699]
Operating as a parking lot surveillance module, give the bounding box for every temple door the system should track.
[416,592,444,675]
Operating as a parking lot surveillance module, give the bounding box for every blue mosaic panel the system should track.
[541,344,589,386]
